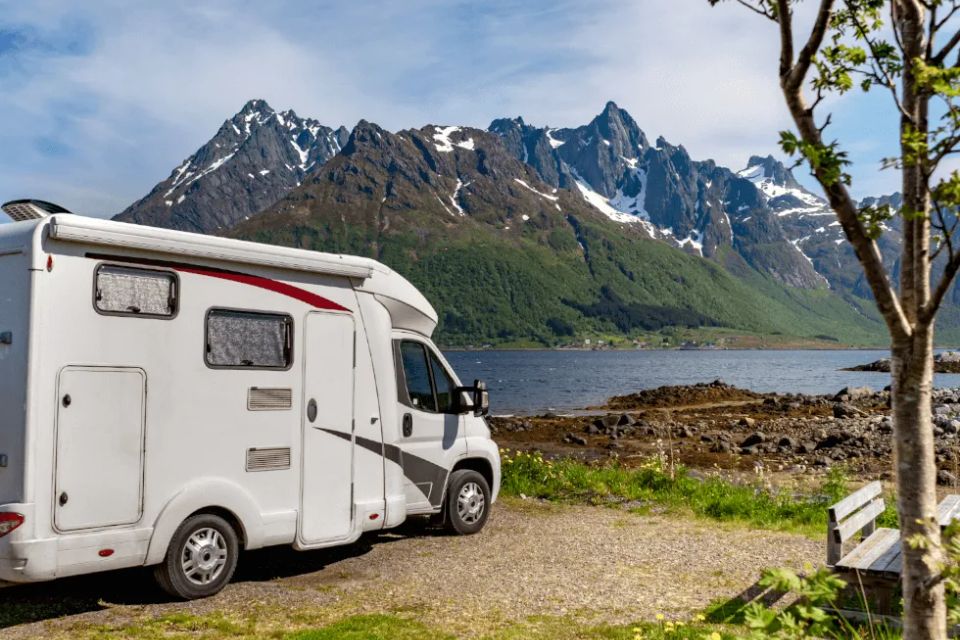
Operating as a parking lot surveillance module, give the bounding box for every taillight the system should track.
[0,512,24,538]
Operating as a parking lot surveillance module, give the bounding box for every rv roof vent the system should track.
[1,199,73,222]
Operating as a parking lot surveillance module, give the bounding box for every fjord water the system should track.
[443,349,960,415]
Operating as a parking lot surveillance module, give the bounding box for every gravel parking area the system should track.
[3,499,821,638]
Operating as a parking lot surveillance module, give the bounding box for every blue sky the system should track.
[0,0,911,219]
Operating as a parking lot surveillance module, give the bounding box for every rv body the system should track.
[0,214,499,596]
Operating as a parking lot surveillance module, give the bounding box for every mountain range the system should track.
[114,99,941,347]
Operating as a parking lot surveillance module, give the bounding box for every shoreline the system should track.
[489,381,960,483]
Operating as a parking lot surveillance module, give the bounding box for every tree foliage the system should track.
[707,1,960,638]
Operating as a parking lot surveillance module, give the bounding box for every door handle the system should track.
[307,399,318,423]
[402,413,413,437]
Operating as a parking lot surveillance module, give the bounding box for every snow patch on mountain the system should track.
[433,126,461,153]
[678,230,704,256]
[738,161,822,207]
[514,178,559,202]
[546,128,564,149]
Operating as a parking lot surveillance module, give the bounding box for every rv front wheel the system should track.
[444,469,491,535]
[154,513,239,600]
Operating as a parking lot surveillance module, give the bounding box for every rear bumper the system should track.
[0,503,57,583]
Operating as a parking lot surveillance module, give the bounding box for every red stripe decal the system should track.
[177,266,351,312]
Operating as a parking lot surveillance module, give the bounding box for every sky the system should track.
[0,0,921,219]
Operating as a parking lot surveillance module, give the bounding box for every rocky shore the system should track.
[491,380,960,484]
[844,351,960,373]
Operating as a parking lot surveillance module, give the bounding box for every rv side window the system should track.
[95,265,177,318]
[206,309,293,370]
[399,341,437,412]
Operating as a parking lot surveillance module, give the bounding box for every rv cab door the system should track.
[394,339,462,512]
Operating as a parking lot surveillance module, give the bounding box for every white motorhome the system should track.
[0,200,499,599]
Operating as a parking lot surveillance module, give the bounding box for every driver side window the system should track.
[397,340,458,414]
[400,341,437,412]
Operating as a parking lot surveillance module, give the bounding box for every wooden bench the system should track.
[828,482,960,580]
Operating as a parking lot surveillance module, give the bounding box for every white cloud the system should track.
[0,0,902,219]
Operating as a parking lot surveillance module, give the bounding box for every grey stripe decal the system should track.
[318,428,449,507]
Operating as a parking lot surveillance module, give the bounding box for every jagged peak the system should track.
[238,98,273,114]
[739,154,801,190]
[488,116,526,133]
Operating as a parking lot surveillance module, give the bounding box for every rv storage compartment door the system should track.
[55,367,146,531]
[299,312,356,546]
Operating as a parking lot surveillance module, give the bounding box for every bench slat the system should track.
[829,481,883,523]
[865,535,903,577]
[835,528,899,571]
[834,497,885,544]
[939,494,960,528]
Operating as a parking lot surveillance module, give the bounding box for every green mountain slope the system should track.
[233,121,885,347]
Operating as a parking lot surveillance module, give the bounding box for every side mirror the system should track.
[473,379,489,417]
[453,380,490,417]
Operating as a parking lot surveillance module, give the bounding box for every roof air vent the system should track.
[2,199,73,222]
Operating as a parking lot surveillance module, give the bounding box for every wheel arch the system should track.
[145,479,264,566]
[451,457,494,491]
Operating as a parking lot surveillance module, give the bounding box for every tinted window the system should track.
[206,309,292,369]
[429,352,457,413]
[400,341,436,412]
[96,265,176,317]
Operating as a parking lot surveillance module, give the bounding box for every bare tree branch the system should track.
[844,0,913,120]
[932,28,960,64]
[731,0,776,18]
[785,0,836,91]
[924,252,960,321]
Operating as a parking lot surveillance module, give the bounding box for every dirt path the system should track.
[2,499,821,638]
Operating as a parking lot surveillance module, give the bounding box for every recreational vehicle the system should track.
[0,200,499,599]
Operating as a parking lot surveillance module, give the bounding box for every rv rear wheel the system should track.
[444,470,491,535]
[154,513,239,600]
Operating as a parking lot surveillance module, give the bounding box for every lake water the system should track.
[442,349,960,415]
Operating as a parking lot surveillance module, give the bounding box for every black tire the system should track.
[154,513,239,600]
[444,470,491,535]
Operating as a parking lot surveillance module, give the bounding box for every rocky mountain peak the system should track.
[114,98,347,233]
[740,155,802,191]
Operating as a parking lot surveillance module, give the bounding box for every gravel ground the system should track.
[2,499,821,638]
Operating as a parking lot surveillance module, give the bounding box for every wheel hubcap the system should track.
[457,482,485,525]
[181,527,228,586]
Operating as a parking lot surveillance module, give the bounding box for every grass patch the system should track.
[289,614,731,640]
[500,449,896,536]
[287,613,453,640]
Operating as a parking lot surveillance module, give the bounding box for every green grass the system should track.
[290,614,732,640]
[499,450,898,536]
[287,614,454,640]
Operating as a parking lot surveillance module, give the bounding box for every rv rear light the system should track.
[0,512,24,538]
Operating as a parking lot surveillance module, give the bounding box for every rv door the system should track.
[298,312,356,546]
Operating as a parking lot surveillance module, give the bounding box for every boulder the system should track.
[778,436,798,450]
[816,434,843,450]
[738,417,756,428]
[617,413,635,426]
[834,386,873,402]
[564,433,588,446]
[833,403,863,419]
[938,469,958,486]
[740,432,766,448]
[710,441,732,454]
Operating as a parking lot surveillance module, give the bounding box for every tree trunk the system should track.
[892,325,946,640]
